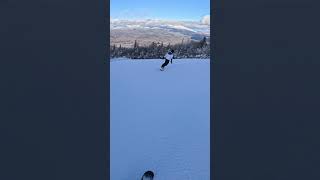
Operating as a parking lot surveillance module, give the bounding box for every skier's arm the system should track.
[171,55,174,64]
[163,53,168,59]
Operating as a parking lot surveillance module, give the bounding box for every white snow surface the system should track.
[111,59,210,180]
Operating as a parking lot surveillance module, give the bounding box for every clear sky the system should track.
[110,0,210,21]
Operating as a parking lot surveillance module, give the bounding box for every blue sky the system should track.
[110,0,210,21]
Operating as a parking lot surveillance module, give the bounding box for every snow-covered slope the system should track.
[111,59,210,180]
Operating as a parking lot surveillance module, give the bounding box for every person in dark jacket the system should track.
[160,49,174,71]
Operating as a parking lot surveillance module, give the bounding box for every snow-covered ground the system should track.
[110,59,210,180]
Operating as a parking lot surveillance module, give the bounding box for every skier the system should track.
[160,49,174,71]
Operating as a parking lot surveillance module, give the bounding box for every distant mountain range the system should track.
[111,19,210,48]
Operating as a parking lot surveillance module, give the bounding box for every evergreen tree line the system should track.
[110,37,210,59]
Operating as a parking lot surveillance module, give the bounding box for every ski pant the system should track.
[161,59,170,68]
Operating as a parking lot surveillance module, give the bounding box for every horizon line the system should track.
[110,18,207,23]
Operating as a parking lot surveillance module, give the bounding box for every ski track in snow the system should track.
[111,59,210,180]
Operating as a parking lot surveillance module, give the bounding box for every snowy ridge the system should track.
[110,19,210,35]
[110,19,210,47]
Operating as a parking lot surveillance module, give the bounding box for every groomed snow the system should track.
[111,59,210,180]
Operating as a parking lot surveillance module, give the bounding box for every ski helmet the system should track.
[141,171,154,180]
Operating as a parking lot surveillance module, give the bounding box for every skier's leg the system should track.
[165,60,169,66]
[162,60,169,67]
[161,61,166,68]
[160,60,169,71]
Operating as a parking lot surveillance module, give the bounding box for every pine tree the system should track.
[109,38,210,59]
[134,40,138,49]
[199,37,207,48]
